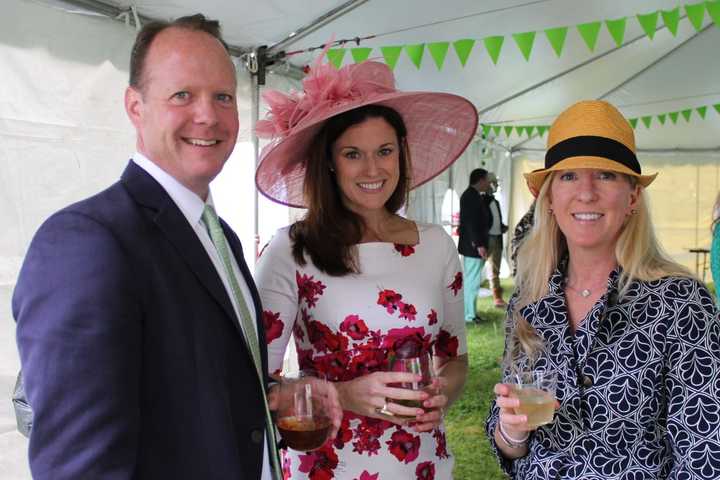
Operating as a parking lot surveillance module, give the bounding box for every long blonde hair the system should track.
[509,172,692,363]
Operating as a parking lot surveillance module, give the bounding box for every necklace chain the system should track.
[565,280,605,298]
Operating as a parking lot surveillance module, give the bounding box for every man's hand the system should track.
[477,246,488,259]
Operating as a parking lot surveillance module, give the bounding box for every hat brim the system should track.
[523,156,657,196]
[255,91,478,208]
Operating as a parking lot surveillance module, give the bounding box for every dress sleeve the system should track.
[254,228,299,376]
[433,227,468,358]
[664,278,720,479]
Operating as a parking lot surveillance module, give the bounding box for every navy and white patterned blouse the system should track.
[486,267,720,479]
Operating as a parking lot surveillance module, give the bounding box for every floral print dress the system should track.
[255,223,466,480]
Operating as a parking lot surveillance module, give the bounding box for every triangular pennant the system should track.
[536,126,548,136]
[544,27,568,57]
[641,116,652,128]
[661,7,681,36]
[629,118,638,129]
[404,44,425,69]
[605,18,627,46]
[512,31,536,61]
[685,2,706,31]
[504,125,514,137]
[326,48,346,69]
[657,113,667,125]
[681,109,693,121]
[577,21,602,51]
[637,11,660,39]
[714,103,720,115]
[697,106,708,119]
[380,46,403,69]
[350,47,372,63]
[453,39,476,67]
[482,124,492,137]
[669,111,679,123]
[707,1,720,27]
[515,126,525,136]
[525,126,536,137]
[492,125,502,136]
[484,36,505,65]
[427,42,450,70]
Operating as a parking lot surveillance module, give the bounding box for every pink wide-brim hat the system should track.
[255,60,478,208]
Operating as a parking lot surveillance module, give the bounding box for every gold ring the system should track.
[376,400,392,416]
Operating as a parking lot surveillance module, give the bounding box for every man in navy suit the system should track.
[13,14,283,479]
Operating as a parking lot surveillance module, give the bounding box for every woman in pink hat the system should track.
[254,58,478,478]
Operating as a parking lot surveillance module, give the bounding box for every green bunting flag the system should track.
[482,124,492,137]
[515,126,525,136]
[707,1,720,27]
[657,113,667,124]
[351,47,372,63]
[629,118,638,129]
[326,48,346,69]
[526,126,536,137]
[685,2,706,31]
[512,31,536,61]
[669,111,679,124]
[484,36,505,64]
[380,46,403,69]
[536,126,548,137]
[428,42,450,69]
[681,109,693,121]
[545,27,568,57]
[715,104,720,115]
[661,7,681,36]
[605,17,627,47]
[697,106,708,119]
[492,125,502,136]
[504,125,514,137]
[453,39,476,67]
[637,11,660,39]
[405,44,425,69]
[641,116,653,128]
[577,21,602,51]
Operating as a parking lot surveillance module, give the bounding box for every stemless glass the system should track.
[506,370,557,428]
[276,370,333,451]
[387,351,437,419]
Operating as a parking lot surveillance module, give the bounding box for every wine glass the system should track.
[387,351,437,419]
[505,369,558,428]
[276,370,333,451]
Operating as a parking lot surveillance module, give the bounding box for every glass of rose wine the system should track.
[276,370,333,451]
[387,351,437,419]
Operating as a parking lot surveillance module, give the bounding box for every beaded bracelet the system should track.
[498,423,529,449]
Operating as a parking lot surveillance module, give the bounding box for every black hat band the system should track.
[545,135,641,174]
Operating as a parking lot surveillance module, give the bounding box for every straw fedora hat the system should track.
[524,100,657,194]
[255,59,478,208]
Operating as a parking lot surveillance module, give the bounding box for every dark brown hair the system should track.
[129,14,229,91]
[290,104,411,276]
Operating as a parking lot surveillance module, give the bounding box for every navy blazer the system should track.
[458,186,491,257]
[14,161,270,479]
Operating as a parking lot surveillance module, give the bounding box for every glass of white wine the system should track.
[506,370,557,428]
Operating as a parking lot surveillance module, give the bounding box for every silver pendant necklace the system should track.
[566,282,599,298]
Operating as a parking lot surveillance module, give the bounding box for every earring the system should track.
[548,208,554,214]
[328,165,335,173]
[631,209,637,215]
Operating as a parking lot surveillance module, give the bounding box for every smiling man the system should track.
[13,14,281,480]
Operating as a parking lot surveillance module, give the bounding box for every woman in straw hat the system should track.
[254,57,477,478]
[486,100,720,479]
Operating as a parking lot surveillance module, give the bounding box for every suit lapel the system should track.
[120,161,242,337]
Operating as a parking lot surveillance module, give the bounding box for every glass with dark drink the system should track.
[276,370,333,451]
[387,351,437,419]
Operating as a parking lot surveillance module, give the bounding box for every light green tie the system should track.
[202,204,282,480]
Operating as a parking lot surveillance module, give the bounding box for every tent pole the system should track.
[267,0,370,54]
[251,70,261,261]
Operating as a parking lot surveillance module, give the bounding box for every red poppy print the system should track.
[382,326,432,358]
[394,243,416,257]
[355,472,379,480]
[387,428,421,464]
[347,348,388,378]
[293,319,306,342]
[427,309,438,326]
[377,289,403,314]
[398,302,417,322]
[298,444,338,480]
[434,329,459,358]
[296,271,326,308]
[296,346,315,371]
[352,416,392,456]
[263,310,284,344]
[339,314,369,340]
[313,351,350,382]
[333,415,353,450]
[432,429,449,459]
[447,271,462,296]
[308,320,349,353]
[415,461,436,480]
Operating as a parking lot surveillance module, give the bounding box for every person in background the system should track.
[458,168,492,322]
[711,192,720,304]
[485,172,509,307]
[510,200,536,277]
[13,14,301,479]
[253,57,477,478]
[486,100,720,479]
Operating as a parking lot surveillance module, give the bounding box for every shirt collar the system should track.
[131,152,213,228]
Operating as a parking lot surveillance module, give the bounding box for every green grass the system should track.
[447,279,512,480]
